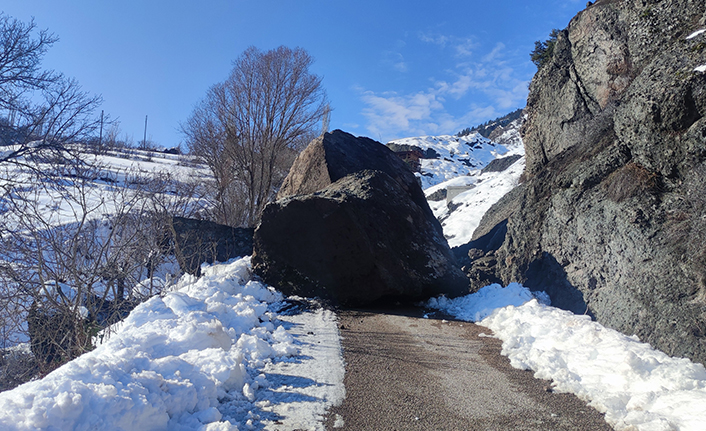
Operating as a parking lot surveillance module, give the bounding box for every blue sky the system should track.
[3,0,585,147]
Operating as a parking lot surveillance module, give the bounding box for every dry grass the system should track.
[604,162,660,202]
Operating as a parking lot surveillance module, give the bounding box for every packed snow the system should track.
[686,28,705,39]
[0,258,345,430]
[695,65,706,73]
[427,285,706,431]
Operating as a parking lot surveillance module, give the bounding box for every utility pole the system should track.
[98,110,104,147]
[143,115,148,150]
[320,104,331,136]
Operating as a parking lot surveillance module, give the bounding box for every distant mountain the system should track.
[386,119,526,248]
[456,108,524,139]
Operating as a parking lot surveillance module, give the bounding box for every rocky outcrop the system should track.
[477,0,706,363]
[487,113,524,148]
[481,154,523,174]
[170,217,253,276]
[255,130,468,305]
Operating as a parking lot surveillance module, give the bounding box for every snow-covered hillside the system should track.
[389,127,524,248]
[428,155,525,248]
[0,148,212,349]
[389,132,522,190]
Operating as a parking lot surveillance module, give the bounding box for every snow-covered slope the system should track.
[429,155,525,248]
[389,132,522,190]
[394,128,524,248]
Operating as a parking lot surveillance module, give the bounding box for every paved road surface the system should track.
[324,308,613,430]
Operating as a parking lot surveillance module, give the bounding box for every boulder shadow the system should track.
[525,252,593,317]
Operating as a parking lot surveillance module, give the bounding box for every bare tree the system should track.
[182,46,327,227]
[0,13,101,166]
[0,159,206,381]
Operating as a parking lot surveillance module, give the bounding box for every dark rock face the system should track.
[480,154,523,174]
[426,188,448,202]
[253,170,469,306]
[481,0,706,363]
[170,217,253,275]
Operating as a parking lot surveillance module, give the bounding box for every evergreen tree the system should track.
[530,29,561,69]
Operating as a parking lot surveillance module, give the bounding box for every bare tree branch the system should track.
[182,46,327,227]
[0,13,102,167]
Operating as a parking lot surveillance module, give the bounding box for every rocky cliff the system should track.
[475,0,706,363]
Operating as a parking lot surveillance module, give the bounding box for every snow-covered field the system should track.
[1,147,210,227]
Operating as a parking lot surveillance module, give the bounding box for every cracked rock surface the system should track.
[472,0,706,364]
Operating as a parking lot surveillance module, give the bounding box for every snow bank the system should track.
[427,284,706,431]
[426,282,549,321]
[0,258,302,430]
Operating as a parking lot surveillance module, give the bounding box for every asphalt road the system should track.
[323,307,613,431]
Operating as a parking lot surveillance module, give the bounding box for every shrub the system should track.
[604,162,660,202]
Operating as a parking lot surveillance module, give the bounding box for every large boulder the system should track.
[278,129,431,217]
[169,217,253,275]
[253,170,469,305]
[477,0,706,364]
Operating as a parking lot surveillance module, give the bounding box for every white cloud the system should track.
[419,33,476,58]
[418,32,449,47]
[360,90,443,140]
[359,41,530,142]
[483,42,506,63]
[381,51,408,73]
[454,38,475,58]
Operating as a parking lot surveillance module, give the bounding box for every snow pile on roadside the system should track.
[0,257,344,430]
[427,285,706,431]
[426,282,549,322]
